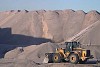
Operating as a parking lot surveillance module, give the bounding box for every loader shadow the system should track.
[64,60,97,64]
[0,27,52,58]
[85,60,97,64]
[85,59,100,64]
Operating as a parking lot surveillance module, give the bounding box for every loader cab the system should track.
[65,41,80,52]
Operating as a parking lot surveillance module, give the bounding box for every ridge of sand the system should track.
[0,10,100,44]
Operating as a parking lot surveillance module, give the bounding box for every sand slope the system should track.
[0,10,100,44]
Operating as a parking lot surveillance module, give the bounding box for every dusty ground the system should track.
[0,59,99,67]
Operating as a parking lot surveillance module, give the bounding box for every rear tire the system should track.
[69,53,79,64]
[52,53,61,63]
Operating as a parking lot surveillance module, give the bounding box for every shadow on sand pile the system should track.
[0,28,52,58]
[0,28,52,45]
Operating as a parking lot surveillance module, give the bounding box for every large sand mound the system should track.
[0,10,100,45]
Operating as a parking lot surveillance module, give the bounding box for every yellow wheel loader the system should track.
[44,42,93,64]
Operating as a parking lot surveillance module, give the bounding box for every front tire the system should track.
[52,53,61,63]
[69,53,79,64]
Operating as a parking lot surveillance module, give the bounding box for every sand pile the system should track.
[79,20,100,45]
[4,42,59,63]
[0,10,100,45]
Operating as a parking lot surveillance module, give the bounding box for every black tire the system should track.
[52,53,61,63]
[79,59,87,64]
[69,53,79,64]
